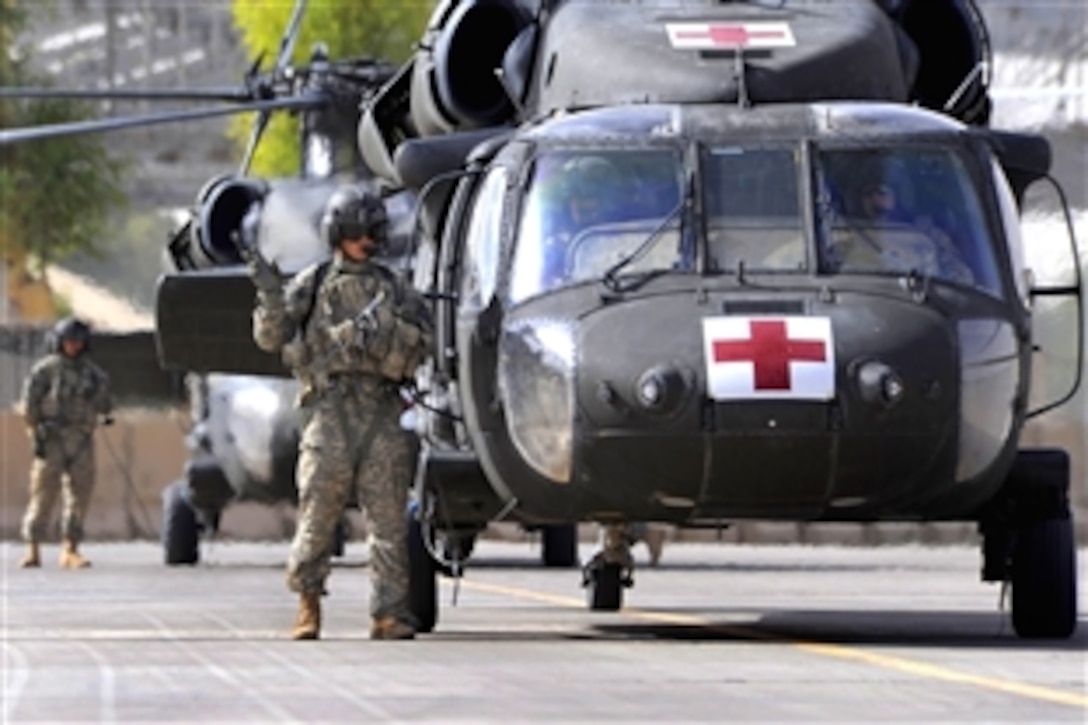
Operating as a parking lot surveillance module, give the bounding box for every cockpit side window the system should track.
[703,147,805,272]
[816,146,1003,297]
[989,158,1030,306]
[508,149,683,303]
[460,167,508,311]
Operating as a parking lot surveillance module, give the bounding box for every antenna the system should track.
[733,48,752,109]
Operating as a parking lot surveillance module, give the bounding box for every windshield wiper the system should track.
[601,173,692,294]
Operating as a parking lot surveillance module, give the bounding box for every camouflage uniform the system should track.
[20,352,112,545]
[253,254,433,624]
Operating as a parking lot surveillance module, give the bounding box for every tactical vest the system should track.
[284,261,429,391]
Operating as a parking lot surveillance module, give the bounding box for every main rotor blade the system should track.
[0,94,326,146]
[274,0,309,76]
[0,87,254,102]
[238,0,308,175]
[239,109,271,175]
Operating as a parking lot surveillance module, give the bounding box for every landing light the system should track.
[856,360,905,407]
[498,318,576,484]
[634,365,689,414]
[637,376,663,407]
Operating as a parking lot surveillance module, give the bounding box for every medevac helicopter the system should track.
[2,0,581,570]
[4,0,1082,639]
[352,0,1082,637]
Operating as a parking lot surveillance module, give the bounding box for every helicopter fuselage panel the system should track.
[461,278,1023,525]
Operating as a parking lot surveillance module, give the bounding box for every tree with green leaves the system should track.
[1,0,126,320]
[229,0,434,177]
[0,1,127,264]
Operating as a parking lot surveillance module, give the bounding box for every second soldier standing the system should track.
[248,187,433,640]
[18,317,113,569]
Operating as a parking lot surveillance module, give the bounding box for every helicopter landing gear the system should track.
[541,524,579,567]
[162,480,200,566]
[442,530,476,566]
[582,523,634,611]
[1012,516,1077,638]
[982,449,1078,639]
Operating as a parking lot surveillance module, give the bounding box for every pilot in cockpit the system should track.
[828,174,974,285]
[540,155,622,287]
[858,182,910,224]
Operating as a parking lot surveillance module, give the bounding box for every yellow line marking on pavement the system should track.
[793,640,1088,709]
[456,578,1088,710]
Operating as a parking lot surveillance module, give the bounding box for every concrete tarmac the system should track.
[2,540,1086,722]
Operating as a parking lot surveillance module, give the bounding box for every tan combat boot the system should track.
[59,539,91,569]
[370,616,416,640]
[292,592,322,640]
[19,541,41,568]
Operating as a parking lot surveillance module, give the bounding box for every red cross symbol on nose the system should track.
[712,320,828,390]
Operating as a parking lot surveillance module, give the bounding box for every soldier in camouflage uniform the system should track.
[247,186,433,641]
[18,317,113,569]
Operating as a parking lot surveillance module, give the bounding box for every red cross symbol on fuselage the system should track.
[675,24,786,48]
[712,320,828,390]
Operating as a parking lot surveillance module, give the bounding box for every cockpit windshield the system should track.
[816,146,1003,296]
[509,149,684,303]
[506,142,1005,303]
[703,146,806,272]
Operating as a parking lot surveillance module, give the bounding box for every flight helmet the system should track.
[559,155,622,226]
[51,317,91,355]
[320,186,389,249]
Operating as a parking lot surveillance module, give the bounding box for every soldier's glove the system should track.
[32,420,57,459]
[328,290,389,353]
[243,246,283,294]
[329,319,363,351]
[232,203,282,294]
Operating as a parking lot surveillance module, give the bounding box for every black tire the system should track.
[1012,517,1078,638]
[407,514,438,633]
[162,481,199,566]
[541,524,579,568]
[587,562,624,611]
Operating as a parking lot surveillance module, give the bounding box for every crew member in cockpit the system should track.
[828,176,974,285]
[857,181,975,285]
[540,155,621,288]
[858,182,910,224]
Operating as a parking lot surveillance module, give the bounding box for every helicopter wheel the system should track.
[162,481,199,566]
[585,562,625,611]
[406,512,439,634]
[1011,516,1077,638]
[1002,449,1079,639]
[541,524,579,568]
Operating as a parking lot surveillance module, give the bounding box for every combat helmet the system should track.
[50,316,91,355]
[558,155,621,226]
[320,186,389,249]
[561,155,620,197]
